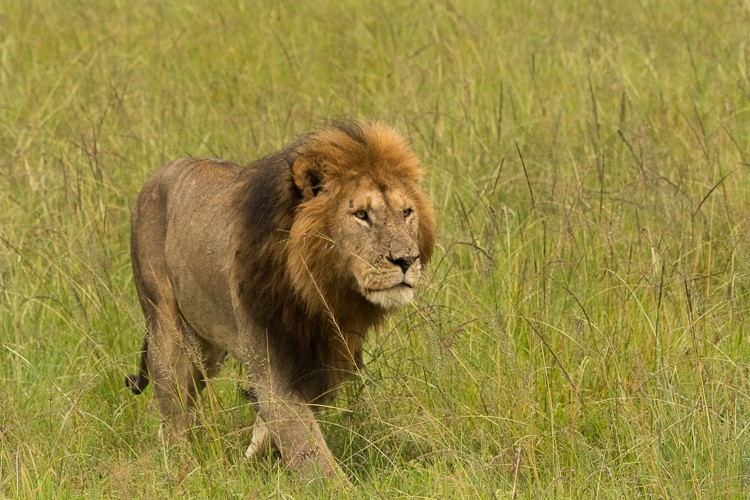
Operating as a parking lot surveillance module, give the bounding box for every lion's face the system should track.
[288,122,436,315]
[334,178,424,309]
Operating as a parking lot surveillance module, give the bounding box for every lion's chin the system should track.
[364,284,414,309]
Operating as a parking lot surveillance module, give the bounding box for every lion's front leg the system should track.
[244,399,336,477]
[245,414,271,460]
[257,389,344,479]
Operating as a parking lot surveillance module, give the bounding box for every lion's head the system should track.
[286,122,436,314]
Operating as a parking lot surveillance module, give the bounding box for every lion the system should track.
[125,121,436,479]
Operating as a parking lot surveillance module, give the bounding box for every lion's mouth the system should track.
[363,283,414,309]
[365,281,413,293]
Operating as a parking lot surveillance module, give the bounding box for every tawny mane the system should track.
[231,121,434,402]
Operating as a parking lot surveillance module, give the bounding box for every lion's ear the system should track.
[292,157,324,200]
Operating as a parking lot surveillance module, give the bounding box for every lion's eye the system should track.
[353,209,369,221]
[402,207,413,219]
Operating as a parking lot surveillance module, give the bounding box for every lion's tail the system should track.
[125,335,150,395]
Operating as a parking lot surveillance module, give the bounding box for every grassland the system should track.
[1,0,750,497]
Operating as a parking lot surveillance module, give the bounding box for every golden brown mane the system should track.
[231,121,435,401]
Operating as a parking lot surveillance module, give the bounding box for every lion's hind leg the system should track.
[141,292,207,438]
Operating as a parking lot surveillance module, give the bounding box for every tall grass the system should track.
[1,0,749,497]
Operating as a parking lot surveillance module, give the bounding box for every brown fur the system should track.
[126,121,435,478]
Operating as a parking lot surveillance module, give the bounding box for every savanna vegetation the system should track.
[1,0,750,497]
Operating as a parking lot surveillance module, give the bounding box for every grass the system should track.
[2,0,750,497]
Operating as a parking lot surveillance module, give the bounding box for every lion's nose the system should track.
[388,255,419,274]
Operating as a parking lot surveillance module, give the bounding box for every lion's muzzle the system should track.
[387,254,419,274]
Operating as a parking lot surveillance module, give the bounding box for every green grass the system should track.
[2,0,750,497]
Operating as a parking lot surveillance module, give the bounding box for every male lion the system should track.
[125,121,435,478]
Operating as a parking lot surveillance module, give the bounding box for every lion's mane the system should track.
[231,122,435,402]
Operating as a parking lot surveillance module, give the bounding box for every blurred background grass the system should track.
[1,0,750,497]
